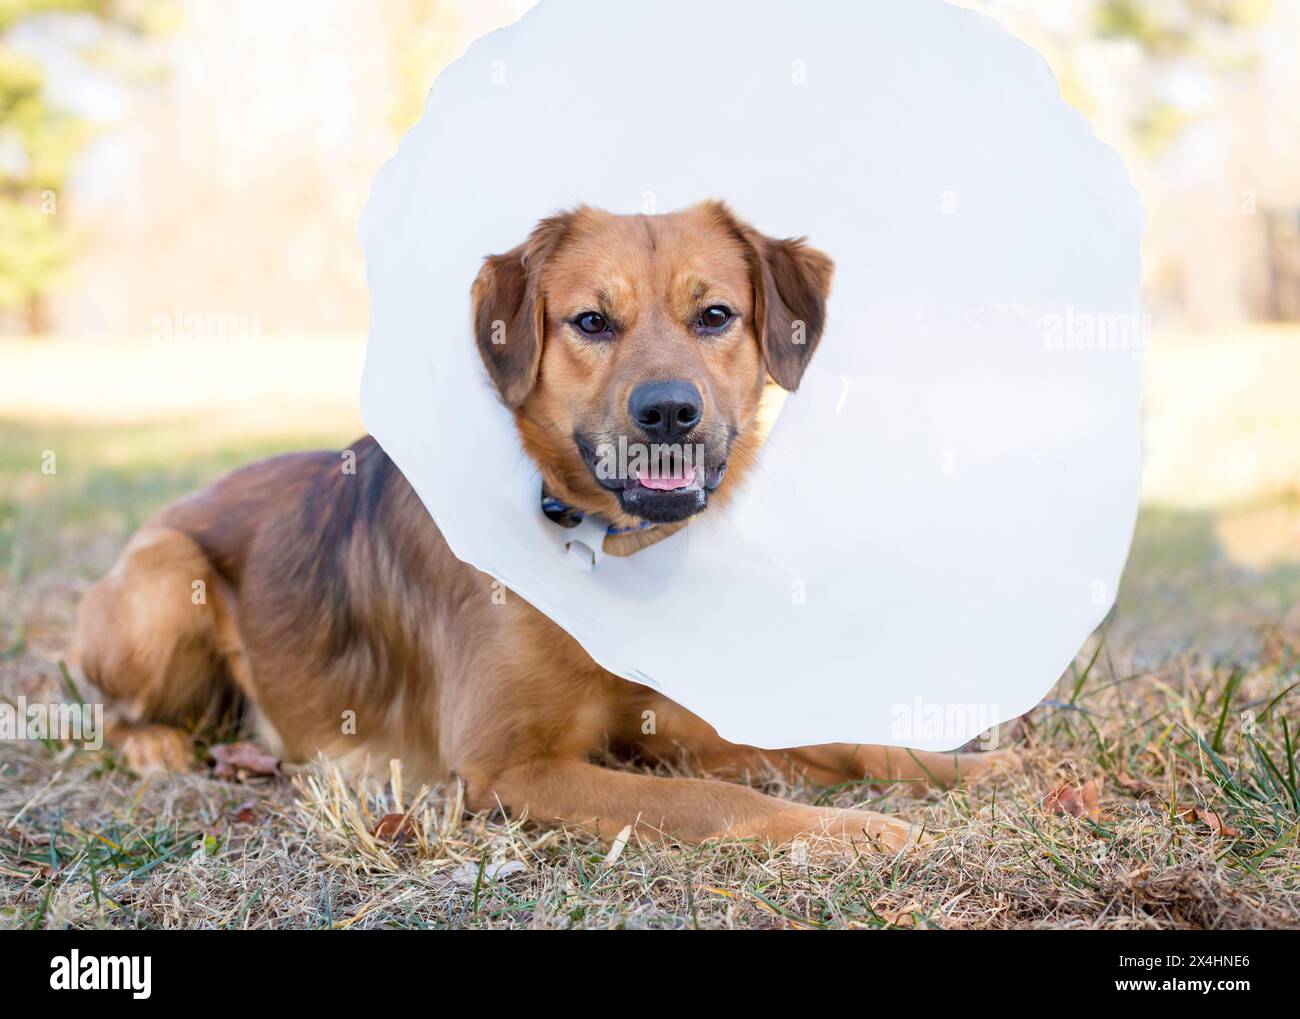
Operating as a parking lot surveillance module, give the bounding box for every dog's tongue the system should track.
[639,465,696,491]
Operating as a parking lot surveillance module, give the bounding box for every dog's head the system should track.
[472,202,833,528]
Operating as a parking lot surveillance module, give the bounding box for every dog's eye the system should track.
[698,305,732,332]
[574,312,611,336]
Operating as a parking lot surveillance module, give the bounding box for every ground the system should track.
[1,331,1298,929]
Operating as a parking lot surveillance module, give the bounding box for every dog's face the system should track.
[472,202,832,527]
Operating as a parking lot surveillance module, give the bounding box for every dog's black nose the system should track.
[628,380,703,443]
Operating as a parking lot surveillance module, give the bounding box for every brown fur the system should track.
[76,203,1006,854]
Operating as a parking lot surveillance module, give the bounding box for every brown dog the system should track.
[76,202,1003,853]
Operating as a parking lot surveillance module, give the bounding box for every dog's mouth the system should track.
[574,434,728,524]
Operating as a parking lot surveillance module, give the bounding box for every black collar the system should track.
[540,485,658,537]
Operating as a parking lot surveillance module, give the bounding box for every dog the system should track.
[75,202,1006,853]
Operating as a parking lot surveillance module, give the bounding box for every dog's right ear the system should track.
[472,212,574,408]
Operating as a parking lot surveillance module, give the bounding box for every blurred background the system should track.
[2,0,1298,667]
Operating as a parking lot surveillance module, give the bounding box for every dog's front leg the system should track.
[462,758,925,854]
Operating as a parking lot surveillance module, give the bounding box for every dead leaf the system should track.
[875,901,921,927]
[1198,810,1241,838]
[3,827,51,846]
[232,800,258,823]
[1114,771,1153,797]
[1177,805,1241,838]
[1045,778,1102,822]
[210,742,279,781]
[1080,779,1102,821]
[372,812,417,845]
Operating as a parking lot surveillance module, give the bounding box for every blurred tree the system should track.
[0,0,158,332]
[1091,0,1273,157]
[1094,0,1272,53]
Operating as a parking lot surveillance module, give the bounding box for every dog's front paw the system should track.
[824,808,931,854]
[755,806,930,856]
[121,725,195,775]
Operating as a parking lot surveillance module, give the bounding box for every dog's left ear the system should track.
[748,232,834,392]
[709,203,834,392]
[471,212,574,407]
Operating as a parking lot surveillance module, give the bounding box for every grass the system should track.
[3,646,1298,928]
[2,329,1299,929]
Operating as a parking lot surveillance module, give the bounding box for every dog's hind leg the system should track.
[693,741,1015,791]
[795,743,1016,789]
[633,695,1014,791]
[74,525,236,774]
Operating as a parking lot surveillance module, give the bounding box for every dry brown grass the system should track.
[3,629,1298,928]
